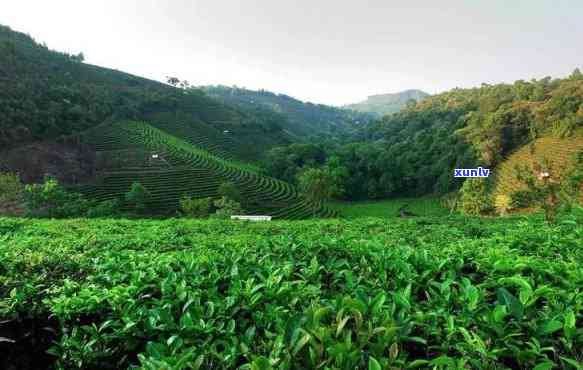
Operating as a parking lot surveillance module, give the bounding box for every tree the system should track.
[125,182,151,214]
[166,76,180,87]
[570,68,583,80]
[459,178,491,216]
[297,167,339,217]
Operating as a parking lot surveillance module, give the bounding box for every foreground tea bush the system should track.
[0,216,582,369]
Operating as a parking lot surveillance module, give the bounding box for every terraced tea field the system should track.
[494,135,583,205]
[1,215,581,369]
[79,121,335,218]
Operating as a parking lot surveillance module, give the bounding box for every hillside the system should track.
[201,85,375,137]
[75,120,335,218]
[345,89,430,116]
[493,134,583,208]
[0,24,291,161]
[349,73,583,197]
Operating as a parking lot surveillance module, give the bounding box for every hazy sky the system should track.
[1,1,582,105]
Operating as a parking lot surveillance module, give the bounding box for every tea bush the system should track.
[0,216,581,369]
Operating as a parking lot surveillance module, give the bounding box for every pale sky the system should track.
[1,1,582,106]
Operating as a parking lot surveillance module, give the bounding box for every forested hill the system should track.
[201,85,375,137]
[344,89,430,116]
[354,72,583,195]
[0,24,291,157]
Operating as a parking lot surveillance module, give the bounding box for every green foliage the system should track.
[297,167,340,215]
[1,216,582,369]
[22,177,119,218]
[0,172,23,204]
[217,181,242,204]
[212,196,243,218]
[460,178,492,216]
[86,199,120,218]
[124,182,151,214]
[24,177,90,218]
[179,196,213,218]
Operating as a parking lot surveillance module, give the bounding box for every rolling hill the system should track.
[344,89,430,116]
[201,85,375,137]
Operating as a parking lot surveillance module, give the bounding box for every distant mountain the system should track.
[201,85,376,137]
[345,89,430,116]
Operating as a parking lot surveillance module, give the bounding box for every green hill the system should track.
[201,85,375,137]
[345,89,430,116]
[0,24,290,160]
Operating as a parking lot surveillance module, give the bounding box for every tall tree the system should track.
[297,167,338,216]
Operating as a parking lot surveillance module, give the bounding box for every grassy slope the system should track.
[1,215,581,369]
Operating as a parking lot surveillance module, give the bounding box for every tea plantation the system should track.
[1,214,582,369]
[77,120,334,219]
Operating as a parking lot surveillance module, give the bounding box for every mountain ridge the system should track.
[345,89,430,116]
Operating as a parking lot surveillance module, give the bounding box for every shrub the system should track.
[179,196,212,218]
[86,199,120,218]
[124,182,151,214]
[212,196,243,219]
[24,177,91,218]
[459,178,491,216]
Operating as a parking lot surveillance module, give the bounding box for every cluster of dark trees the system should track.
[263,70,583,201]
